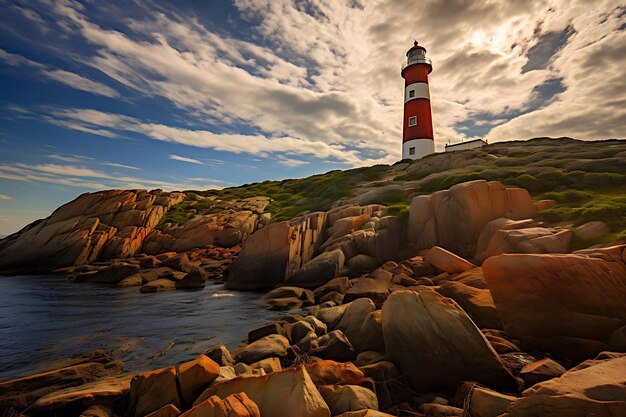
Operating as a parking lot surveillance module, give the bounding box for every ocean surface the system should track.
[0,275,284,380]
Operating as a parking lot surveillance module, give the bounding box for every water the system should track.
[0,275,284,381]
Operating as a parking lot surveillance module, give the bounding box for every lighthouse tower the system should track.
[401,41,434,159]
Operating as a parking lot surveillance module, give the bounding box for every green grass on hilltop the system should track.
[163,138,625,245]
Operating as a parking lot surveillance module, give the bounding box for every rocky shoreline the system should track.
[1,177,625,416]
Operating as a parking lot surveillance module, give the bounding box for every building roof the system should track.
[445,139,488,148]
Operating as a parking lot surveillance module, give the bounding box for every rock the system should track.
[316,303,350,329]
[286,249,346,288]
[314,277,352,299]
[354,351,386,367]
[117,273,143,287]
[319,385,378,415]
[179,355,221,405]
[448,267,487,289]
[483,253,626,360]
[0,349,123,409]
[609,325,626,351]
[249,357,281,374]
[144,404,181,417]
[424,246,475,274]
[139,256,161,268]
[140,278,177,293]
[303,316,328,336]
[534,199,556,211]
[265,297,303,310]
[204,345,234,367]
[247,322,284,344]
[310,330,357,361]
[319,291,344,305]
[503,353,626,417]
[334,298,376,348]
[81,404,114,417]
[382,289,517,392]
[0,189,185,273]
[343,278,390,306]
[181,392,260,417]
[436,280,502,329]
[227,213,326,290]
[305,360,364,386]
[78,263,141,284]
[211,366,237,386]
[401,255,435,277]
[194,366,330,417]
[519,358,567,386]
[359,361,400,381]
[418,403,463,416]
[33,375,132,414]
[407,180,537,257]
[335,411,395,417]
[176,267,208,290]
[234,334,290,364]
[346,254,381,276]
[265,286,308,299]
[129,366,180,417]
[288,320,316,344]
[574,220,610,241]
[475,218,572,262]
[482,330,521,354]
[467,386,517,417]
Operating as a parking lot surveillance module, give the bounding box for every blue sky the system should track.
[0,0,624,235]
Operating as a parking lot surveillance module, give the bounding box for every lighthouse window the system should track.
[409,147,415,155]
[409,90,415,98]
[408,116,417,127]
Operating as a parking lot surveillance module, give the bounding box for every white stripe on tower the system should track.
[404,82,430,103]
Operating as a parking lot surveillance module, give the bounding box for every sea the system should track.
[0,275,284,380]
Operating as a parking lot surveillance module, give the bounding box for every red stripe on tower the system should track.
[401,41,435,159]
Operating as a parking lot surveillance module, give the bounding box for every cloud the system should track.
[0,48,119,98]
[102,162,140,170]
[0,194,12,201]
[48,153,93,163]
[0,162,222,191]
[169,154,203,165]
[276,156,310,168]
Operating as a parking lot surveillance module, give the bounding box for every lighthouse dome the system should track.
[406,40,426,56]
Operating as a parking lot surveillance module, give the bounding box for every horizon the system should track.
[1,0,625,235]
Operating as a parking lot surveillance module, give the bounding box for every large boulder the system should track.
[178,355,221,405]
[475,218,572,262]
[407,180,537,257]
[194,366,330,417]
[503,353,626,417]
[227,212,326,290]
[382,289,517,392]
[305,360,364,387]
[483,252,626,360]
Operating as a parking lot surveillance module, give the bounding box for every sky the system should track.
[0,0,624,235]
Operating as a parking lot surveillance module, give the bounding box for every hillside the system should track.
[166,137,626,246]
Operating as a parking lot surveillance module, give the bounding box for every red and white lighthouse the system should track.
[401,41,434,159]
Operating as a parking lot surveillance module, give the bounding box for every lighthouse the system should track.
[401,41,434,159]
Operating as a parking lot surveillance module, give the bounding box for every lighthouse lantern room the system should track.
[401,41,435,160]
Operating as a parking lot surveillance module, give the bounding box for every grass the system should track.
[157,138,626,246]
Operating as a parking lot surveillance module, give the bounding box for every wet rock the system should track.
[176,267,208,290]
[319,384,378,415]
[78,263,141,284]
[247,323,284,344]
[519,358,567,386]
[117,273,143,287]
[382,289,517,392]
[483,252,626,360]
[140,278,177,293]
[234,334,290,365]
[194,366,330,417]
